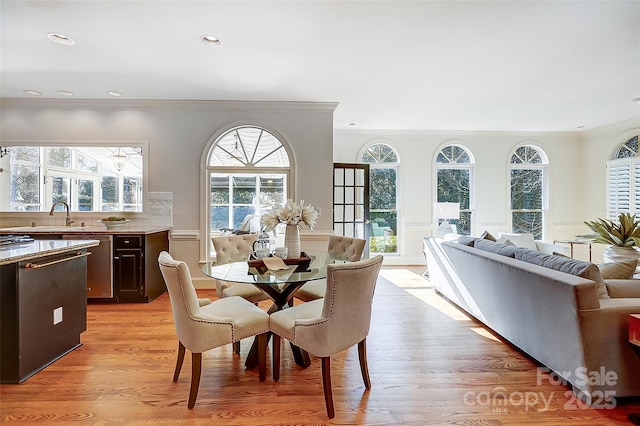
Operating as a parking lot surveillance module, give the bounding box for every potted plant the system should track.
[584,213,640,263]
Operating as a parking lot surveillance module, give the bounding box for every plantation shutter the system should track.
[606,159,632,220]
[634,161,640,216]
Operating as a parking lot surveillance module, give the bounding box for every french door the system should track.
[333,163,370,257]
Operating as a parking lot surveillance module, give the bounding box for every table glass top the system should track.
[201,251,350,285]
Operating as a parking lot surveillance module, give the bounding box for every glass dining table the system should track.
[201,251,350,369]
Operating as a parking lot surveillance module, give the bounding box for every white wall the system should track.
[333,125,628,264]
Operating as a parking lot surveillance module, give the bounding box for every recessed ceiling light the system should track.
[106,91,122,97]
[200,35,221,47]
[24,90,41,96]
[46,33,75,46]
[57,90,73,96]
[577,125,585,129]
[634,97,640,104]
[349,123,356,126]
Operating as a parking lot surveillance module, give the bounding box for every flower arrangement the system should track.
[261,199,318,232]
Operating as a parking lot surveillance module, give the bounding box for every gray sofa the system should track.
[423,236,640,404]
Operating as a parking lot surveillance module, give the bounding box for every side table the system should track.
[553,239,593,262]
[631,314,640,350]
[629,314,640,425]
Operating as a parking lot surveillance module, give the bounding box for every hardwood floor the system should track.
[1,267,639,425]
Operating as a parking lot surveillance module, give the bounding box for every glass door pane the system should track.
[370,167,398,254]
[333,163,370,256]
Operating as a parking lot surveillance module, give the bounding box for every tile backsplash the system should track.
[0,192,173,229]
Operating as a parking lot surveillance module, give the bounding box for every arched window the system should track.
[435,144,474,235]
[607,134,640,220]
[510,144,548,239]
[203,125,292,258]
[361,143,399,254]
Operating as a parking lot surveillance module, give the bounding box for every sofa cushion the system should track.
[598,259,637,280]
[497,232,538,251]
[604,279,640,297]
[515,248,609,298]
[474,239,518,258]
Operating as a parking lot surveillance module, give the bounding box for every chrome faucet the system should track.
[49,201,74,226]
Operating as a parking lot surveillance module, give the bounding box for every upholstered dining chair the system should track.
[212,234,271,353]
[295,235,367,302]
[269,255,383,418]
[158,251,269,409]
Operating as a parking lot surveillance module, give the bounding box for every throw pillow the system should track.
[497,232,538,251]
[604,279,640,298]
[480,231,497,242]
[598,259,637,280]
[515,248,609,299]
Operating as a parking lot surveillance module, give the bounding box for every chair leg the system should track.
[187,352,202,409]
[258,333,267,382]
[321,357,335,419]
[173,341,186,382]
[233,341,241,355]
[358,338,371,389]
[273,334,281,381]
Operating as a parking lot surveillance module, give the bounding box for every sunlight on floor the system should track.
[470,326,501,342]
[380,267,471,322]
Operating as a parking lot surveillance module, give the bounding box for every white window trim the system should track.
[199,123,295,262]
[358,141,401,255]
[508,144,549,240]
[433,143,476,236]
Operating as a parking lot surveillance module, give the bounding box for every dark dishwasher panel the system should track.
[62,234,113,298]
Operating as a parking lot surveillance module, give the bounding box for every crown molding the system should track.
[0,98,339,113]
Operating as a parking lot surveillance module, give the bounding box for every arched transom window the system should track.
[510,145,548,239]
[361,143,399,254]
[209,126,290,167]
[204,126,292,258]
[435,144,475,235]
[607,134,640,220]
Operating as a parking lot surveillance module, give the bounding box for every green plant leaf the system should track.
[584,213,640,247]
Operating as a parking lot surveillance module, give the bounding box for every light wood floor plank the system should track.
[1,268,639,424]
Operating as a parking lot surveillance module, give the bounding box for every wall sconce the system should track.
[0,147,9,158]
[111,147,129,171]
[434,202,460,238]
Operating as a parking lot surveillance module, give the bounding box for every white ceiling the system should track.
[1,0,639,132]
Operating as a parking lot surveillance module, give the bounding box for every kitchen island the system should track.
[1,238,99,383]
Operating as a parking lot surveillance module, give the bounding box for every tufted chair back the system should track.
[211,234,269,309]
[327,235,366,262]
[212,234,258,264]
[158,251,234,353]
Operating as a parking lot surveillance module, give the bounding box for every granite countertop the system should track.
[0,226,172,235]
[0,239,100,265]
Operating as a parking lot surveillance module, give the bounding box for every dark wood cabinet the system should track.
[113,232,168,302]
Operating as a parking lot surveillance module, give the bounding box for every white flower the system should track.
[261,199,319,232]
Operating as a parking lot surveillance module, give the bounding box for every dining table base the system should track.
[245,282,312,369]
[245,333,311,369]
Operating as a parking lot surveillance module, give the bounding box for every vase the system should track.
[284,225,301,259]
[603,246,640,269]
